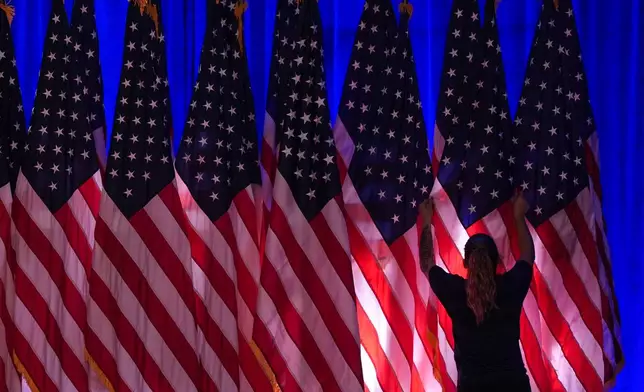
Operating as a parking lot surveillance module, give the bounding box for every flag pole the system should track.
[399,0,413,19]
[249,341,282,392]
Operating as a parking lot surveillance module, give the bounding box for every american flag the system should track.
[11,0,103,390]
[174,0,272,391]
[253,0,364,390]
[430,0,542,389]
[0,0,25,191]
[70,0,107,168]
[85,1,206,391]
[259,0,291,216]
[0,3,22,391]
[332,1,440,391]
[513,0,622,390]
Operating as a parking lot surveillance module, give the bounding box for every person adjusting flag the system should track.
[332,0,439,391]
[71,0,107,169]
[253,0,364,390]
[0,2,23,391]
[429,0,548,389]
[85,1,208,391]
[11,0,103,390]
[174,0,272,391]
[431,0,489,388]
[513,0,623,389]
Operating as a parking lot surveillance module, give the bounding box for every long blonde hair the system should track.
[464,234,499,324]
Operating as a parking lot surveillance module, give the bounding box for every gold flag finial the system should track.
[399,0,413,19]
[0,1,15,26]
[131,0,147,14]
[234,0,248,53]
[128,1,159,36]
[553,0,559,10]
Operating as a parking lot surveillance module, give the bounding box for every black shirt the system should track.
[428,261,533,389]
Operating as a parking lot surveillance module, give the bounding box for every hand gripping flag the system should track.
[513,0,623,389]
[333,1,440,391]
[430,0,538,389]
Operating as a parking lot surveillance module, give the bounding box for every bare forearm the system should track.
[515,216,535,264]
[419,224,436,274]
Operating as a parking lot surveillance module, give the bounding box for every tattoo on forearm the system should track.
[419,225,435,274]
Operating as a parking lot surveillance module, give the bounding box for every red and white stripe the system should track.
[584,132,623,383]
[176,175,273,392]
[11,170,102,392]
[253,112,364,392]
[333,117,447,392]
[0,182,20,392]
[85,180,214,392]
[431,123,621,391]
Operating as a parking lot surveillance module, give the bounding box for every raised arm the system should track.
[513,191,535,264]
[419,199,436,274]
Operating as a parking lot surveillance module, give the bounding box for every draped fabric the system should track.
[10,0,643,390]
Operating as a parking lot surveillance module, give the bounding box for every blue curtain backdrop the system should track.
[10,0,643,390]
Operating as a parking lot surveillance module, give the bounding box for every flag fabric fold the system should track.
[253,0,364,390]
[70,2,109,390]
[0,3,23,390]
[0,0,25,193]
[0,173,16,392]
[513,0,623,389]
[259,0,290,222]
[11,0,103,390]
[70,0,107,168]
[332,1,440,391]
[85,2,206,391]
[174,0,272,391]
